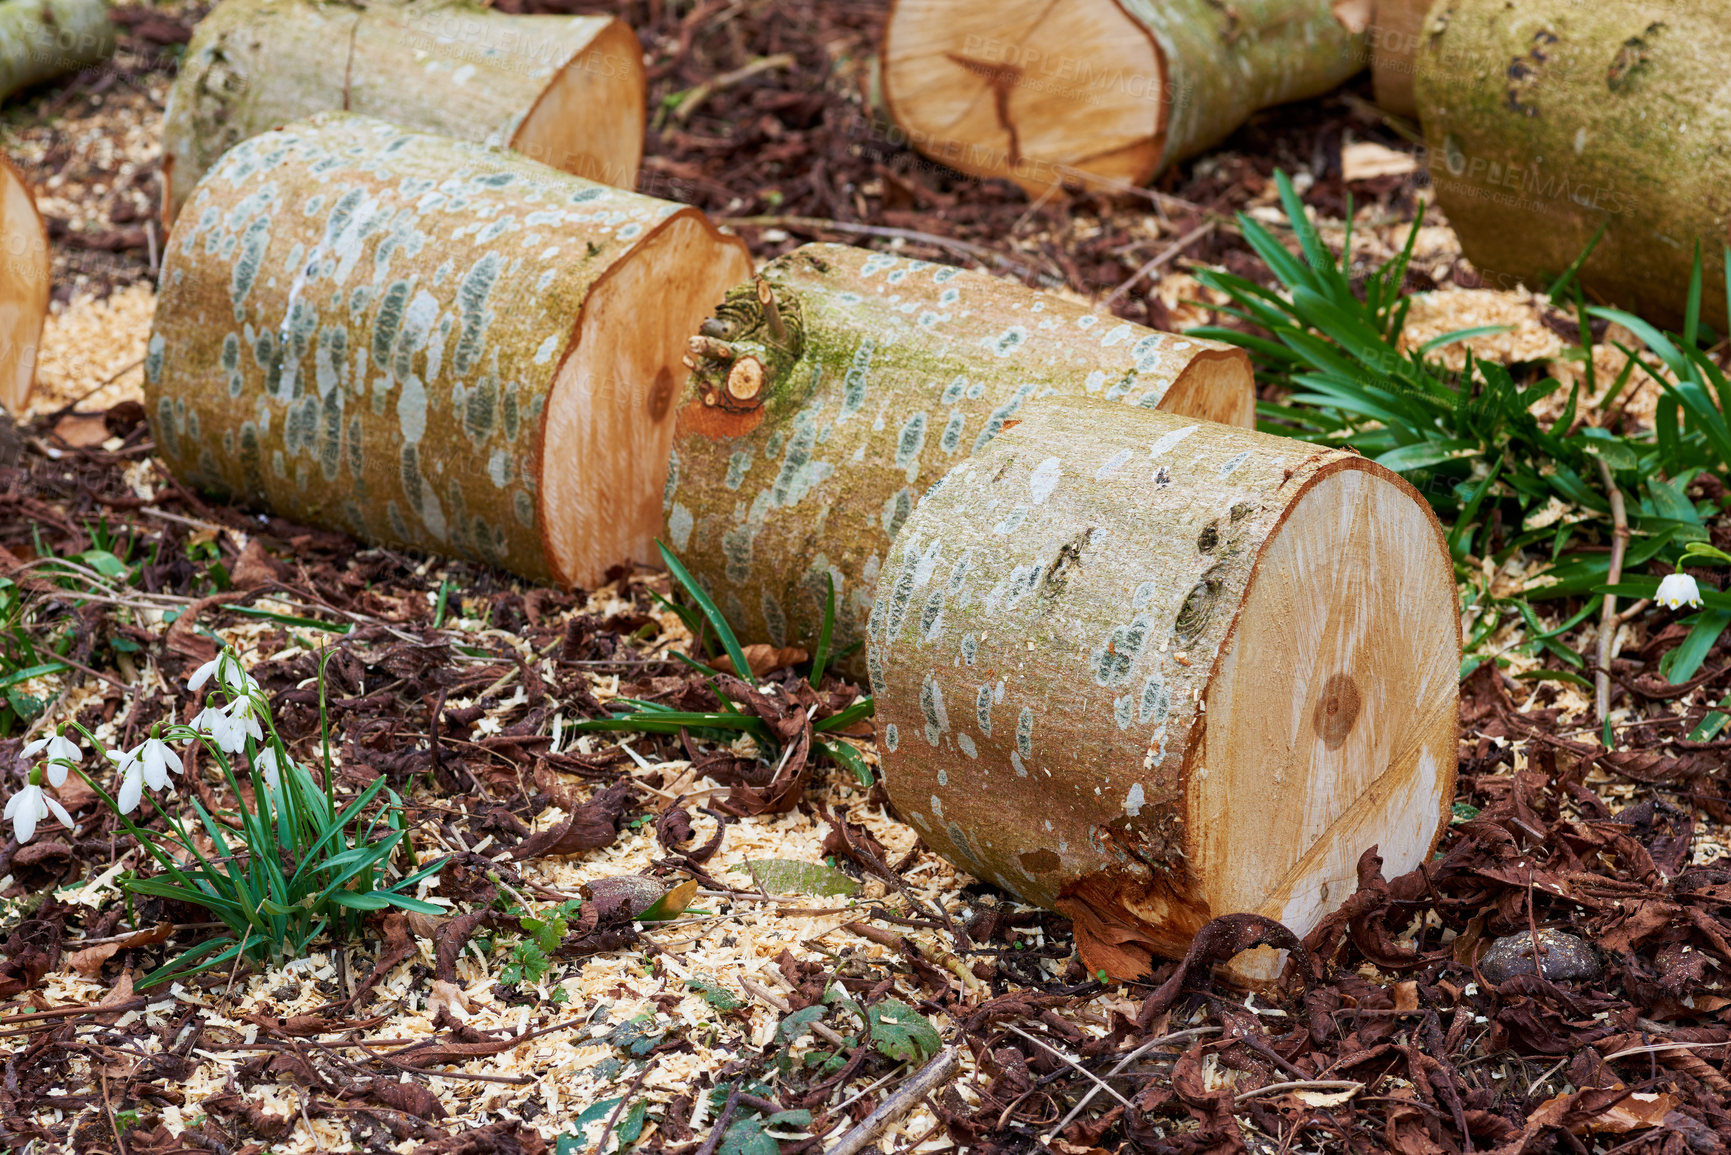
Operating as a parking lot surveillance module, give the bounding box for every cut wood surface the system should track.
[1368,0,1434,118]
[867,399,1459,977]
[0,0,115,104]
[1416,0,1730,330]
[0,152,48,413]
[664,242,1254,672]
[146,113,751,586]
[880,0,1367,195]
[161,0,645,223]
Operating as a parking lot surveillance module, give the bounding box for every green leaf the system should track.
[1660,609,1731,684]
[810,572,836,689]
[717,1115,779,1155]
[657,540,750,686]
[731,859,859,898]
[817,738,874,788]
[776,1004,828,1044]
[687,975,743,1011]
[867,997,941,1063]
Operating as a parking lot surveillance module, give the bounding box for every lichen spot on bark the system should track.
[1313,672,1362,749]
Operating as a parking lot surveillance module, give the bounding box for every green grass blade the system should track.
[656,540,751,683]
[810,573,836,689]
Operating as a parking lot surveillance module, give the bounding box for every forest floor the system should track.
[2,4,1729,1155]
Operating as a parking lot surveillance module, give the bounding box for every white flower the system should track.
[4,783,73,844]
[187,651,257,695]
[225,696,264,749]
[255,746,286,790]
[132,736,184,791]
[189,704,239,752]
[115,749,145,815]
[1656,572,1703,610]
[21,732,81,787]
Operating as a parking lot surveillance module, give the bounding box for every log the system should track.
[145,113,752,586]
[664,242,1255,672]
[1414,0,1730,330]
[0,153,48,413]
[866,399,1459,977]
[0,0,115,104]
[879,0,1367,196]
[161,0,646,224]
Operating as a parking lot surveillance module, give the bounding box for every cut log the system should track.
[879,0,1367,195]
[0,0,116,104]
[867,399,1458,977]
[146,113,751,586]
[0,153,48,413]
[1415,0,1730,330]
[1368,0,1434,118]
[161,0,645,224]
[664,242,1254,673]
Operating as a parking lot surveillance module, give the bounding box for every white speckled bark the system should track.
[869,398,1458,976]
[161,0,644,223]
[146,113,749,585]
[664,243,1254,675]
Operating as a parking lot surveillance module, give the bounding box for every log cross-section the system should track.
[868,399,1459,977]
[0,154,49,414]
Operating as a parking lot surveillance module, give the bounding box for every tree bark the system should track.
[880,0,1367,195]
[868,399,1458,977]
[1416,0,1730,330]
[0,0,115,104]
[146,113,751,586]
[664,242,1254,674]
[0,153,48,413]
[161,0,645,224]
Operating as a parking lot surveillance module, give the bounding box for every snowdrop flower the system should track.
[5,779,73,844]
[1656,572,1703,610]
[20,729,81,787]
[115,748,145,815]
[132,733,184,791]
[255,746,286,790]
[189,704,240,752]
[225,696,265,749]
[187,650,258,695]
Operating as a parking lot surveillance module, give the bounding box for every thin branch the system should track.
[1594,456,1630,724]
[827,1047,957,1155]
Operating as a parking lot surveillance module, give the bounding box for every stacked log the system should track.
[665,242,1255,669]
[161,0,645,222]
[0,153,48,413]
[868,399,1459,977]
[879,0,1367,195]
[145,113,752,586]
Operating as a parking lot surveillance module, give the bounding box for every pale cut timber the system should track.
[1368,0,1434,118]
[664,242,1255,677]
[880,0,1367,195]
[0,0,116,103]
[161,0,646,223]
[1417,0,1731,331]
[146,113,751,586]
[0,154,48,414]
[868,399,1458,978]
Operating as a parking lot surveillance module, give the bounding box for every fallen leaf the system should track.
[51,412,111,447]
[1295,1087,1362,1107]
[710,643,808,677]
[66,921,174,977]
[429,979,474,1022]
[1393,980,1419,1012]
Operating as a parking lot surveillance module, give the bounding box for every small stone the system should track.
[1478,929,1601,986]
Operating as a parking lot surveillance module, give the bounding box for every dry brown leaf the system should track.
[50,412,110,447]
[1392,980,1420,1012]
[67,922,174,978]
[709,643,808,677]
[429,979,475,1022]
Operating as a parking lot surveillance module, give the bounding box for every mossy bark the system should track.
[663,242,1254,674]
[162,0,644,223]
[0,0,114,103]
[868,399,1458,975]
[146,112,739,585]
[1416,0,1730,330]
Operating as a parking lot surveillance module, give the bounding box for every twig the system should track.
[1594,456,1629,724]
[1044,1027,1221,1139]
[594,1060,655,1155]
[1005,1025,1133,1110]
[1602,1040,1731,1061]
[1233,1079,1363,1104]
[1102,221,1216,308]
[738,973,851,1049]
[672,53,795,123]
[827,1047,958,1155]
[695,1086,741,1155]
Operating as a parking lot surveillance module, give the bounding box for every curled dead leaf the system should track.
[709,642,809,677]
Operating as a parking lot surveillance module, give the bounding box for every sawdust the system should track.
[27,282,154,415]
